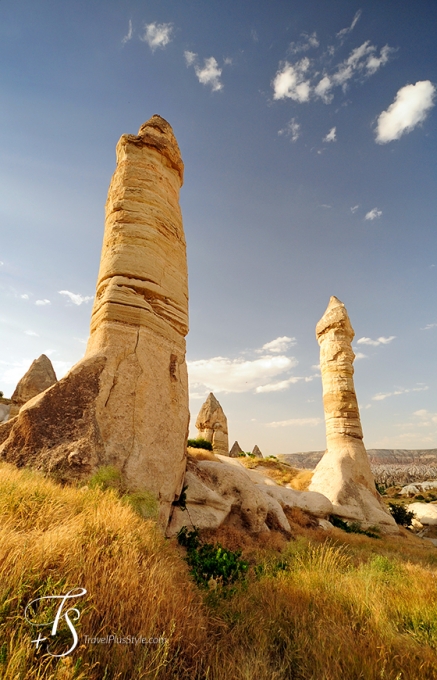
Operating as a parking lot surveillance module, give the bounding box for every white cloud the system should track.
[354,352,367,360]
[122,19,133,44]
[267,417,322,428]
[314,75,333,103]
[35,299,51,306]
[365,207,382,221]
[21,293,29,300]
[0,261,3,266]
[372,385,429,401]
[289,32,319,55]
[366,45,392,75]
[141,22,173,52]
[323,126,336,142]
[194,57,223,91]
[350,205,360,213]
[375,81,436,143]
[357,336,395,346]
[184,50,197,66]
[336,10,362,41]
[188,355,297,394]
[421,322,437,330]
[59,290,94,306]
[256,374,317,393]
[414,410,437,425]
[25,330,39,337]
[258,336,296,353]
[272,58,311,102]
[278,118,301,142]
[251,29,258,42]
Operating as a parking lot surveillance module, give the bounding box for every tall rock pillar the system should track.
[0,116,189,527]
[195,393,229,455]
[309,296,397,533]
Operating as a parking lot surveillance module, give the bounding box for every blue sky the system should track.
[0,0,436,454]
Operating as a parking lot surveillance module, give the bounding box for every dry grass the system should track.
[239,457,314,489]
[187,447,218,462]
[287,469,313,490]
[3,461,437,680]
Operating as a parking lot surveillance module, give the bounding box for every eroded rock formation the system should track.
[195,393,229,455]
[252,445,263,458]
[308,296,398,533]
[9,354,57,418]
[229,441,243,458]
[0,115,189,527]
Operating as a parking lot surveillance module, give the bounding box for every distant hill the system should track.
[279,449,437,486]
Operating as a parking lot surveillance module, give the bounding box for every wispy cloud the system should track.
[21,293,29,300]
[273,29,393,107]
[278,118,301,142]
[414,409,437,425]
[372,385,429,401]
[357,336,395,346]
[336,10,362,41]
[185,52,225,91]
[350,204,360,213]
[267,417,322,428]
[35,299,51,306]
[257,336,296,353]
[421,322,437,330]
[141,22,173,52]
[122,19,133,44]
[59,290,94,306]
[25,330,39,336]
[256,374,318,394]
[375,81,436,143]
[323,126,336,142]
[354,352,367,360]
[365,207,382,221]
[188,355,297,394]
[289,32,319,55]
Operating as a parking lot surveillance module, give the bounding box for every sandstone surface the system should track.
[407,503,437,526]
[9,354,57,418]
[195,393,229,455]
[0,115,189,527]
[308,296,398,534]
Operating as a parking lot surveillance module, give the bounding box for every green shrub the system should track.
[330,515,380,539]
[388,502,415,526]
[177,527,248,588]
[122,490,159,519]
[187,438,213,450]
[88,465,123,492]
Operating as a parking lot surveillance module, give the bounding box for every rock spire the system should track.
[9,354,57,417]
[308,296,397,533]
[0,115,189,527]
[195,393,229,455]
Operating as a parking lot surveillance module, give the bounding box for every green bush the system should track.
[388,502,415,526]
[122,490,159,519]
[187,438,213,450]
[177,527,248,588]
[88,465,123,492]
[330,515,380,539]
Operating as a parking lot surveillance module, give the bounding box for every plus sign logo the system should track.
[25,587,87,657]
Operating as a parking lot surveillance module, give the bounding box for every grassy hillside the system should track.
[1,461,437,679]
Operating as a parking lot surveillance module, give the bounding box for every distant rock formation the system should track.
[0,115,189,527]
[252,445,263,458]
[229,441,243,458]
[9,355,57,418]
[195,393,229,455]
[308,296,397,533]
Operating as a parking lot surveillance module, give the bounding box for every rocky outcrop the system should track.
[0,115,189,527]
[9,355,57,418]
[229,441,243,458]
[195,393,229,455]
[252,445,263,458]
[308,296,398,534]
[167,454,333,537]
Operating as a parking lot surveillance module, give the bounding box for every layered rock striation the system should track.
[308,296,398,533]
[195,393,229,455]
[0,115,189,527]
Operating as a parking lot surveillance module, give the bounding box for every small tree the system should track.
[388,503,415,527]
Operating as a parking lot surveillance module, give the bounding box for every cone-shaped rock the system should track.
[0,116,189,527]
[9,354,57,417]
[252,445,263,458]
[229,441,243,458]
[308,296,397,533]
[195,393,229,455]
